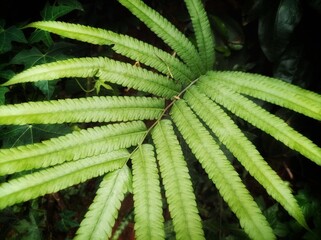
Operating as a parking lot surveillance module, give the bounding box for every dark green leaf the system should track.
[259,0,302,61]
[34,80,58,99]
[29,30,53,47]
[0,69,15,81]
[0,124,71,148]
[0,23,27,54]
[28,0,83,47]
[273,41,310,86]
[56,210,79,232]
[0,87,8,105]
[41,0,83,20]
[11,47,55,68]
[10,45,72,97]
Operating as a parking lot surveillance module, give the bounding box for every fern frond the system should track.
[75,166,132,240]
[0,121,146,175]
[2,57,180,99]
[27,21,196,83]
[118,0,206,75]
[184,0,215,70]
[198,79,321,166]
[0,96,164,125]
[131,144,165,240]
[206,71,321,120]
[0,149,129,210]
[170,100,275,240]
[185,86,307,228]
[152,119,205,240]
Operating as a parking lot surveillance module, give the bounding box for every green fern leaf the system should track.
[0,121,146,175]
[26,21,195,83]
[118,0,206,75]
[131,144,165,240]
[74,166,132,240]
[0,149,129,210]
[206,71,321,120]
[152,119,205,240]
[0,96,164,125]
[184,0,215,70]
[198,79,321,166]
[171,100,275,240]
[2,57,180,99]
[185,86,308,228]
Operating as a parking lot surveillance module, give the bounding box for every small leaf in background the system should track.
[13,201,46,240]
[29,31,54,48]
[56,210,79,232]
[209,14,244,53]
[0,87,8,105]
[41,0,83,20]
[29,0,84,47]
[11,47,59,68]
[0,124,71,148]
[34,80,59,99]
[0,68,15,81]
[0,20,27,54]
[258,0,302,62]
[273,40,311,86]
[10,44,73,98]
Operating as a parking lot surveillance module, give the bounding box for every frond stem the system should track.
[129,77,200,157]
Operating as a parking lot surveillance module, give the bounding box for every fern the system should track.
[152,120,204,239]
[0,121,146,174]
[26,21,196,83]
[131,144,165,239]
[74,166,132,240]
[0,96,164,124]
[1,0,321,239]
[0,149,129,209]
[118,0,206,75]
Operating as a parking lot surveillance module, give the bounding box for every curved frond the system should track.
[170,100,275,240]
[185,86,307,228]
[0,149,129,210]
[152,119,205,240]
[2,57,180,99]
[0,96,164,125]
[206,71,321,120]
[131,144,165,240]
[184,0,215,70]
[198,79,321,166]
[118,0,206,75]
[75,166,132,240]
[0,121,146,175]
[27,21,195,83]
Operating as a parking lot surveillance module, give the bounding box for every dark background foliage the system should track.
[1,0,321,239]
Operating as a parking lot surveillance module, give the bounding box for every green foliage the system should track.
[1,0,321,239]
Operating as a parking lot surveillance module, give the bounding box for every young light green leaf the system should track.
[118,0,206,75]
[0,121,146,175]
[3,57,180,99]
[205,71,321,121]
[131,144,165,240]
[185,86,308,228]
[27,21,195,83]
[198,79,321,166]
[75,165,132,240]
[0,96,164,125]
[0,149,129,210]
[152,119,205,240]
[171,100,275,240]
[184,0,215,70]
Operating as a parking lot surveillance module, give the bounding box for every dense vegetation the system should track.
[1,0,321,239]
